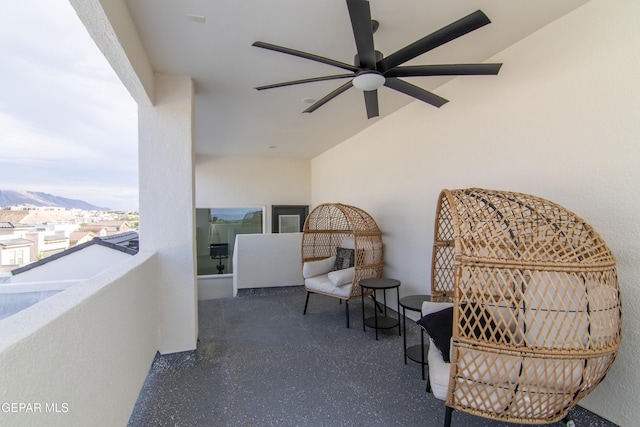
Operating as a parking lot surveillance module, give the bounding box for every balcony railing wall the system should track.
[0,251,158,426]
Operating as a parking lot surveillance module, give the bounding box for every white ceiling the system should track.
[124,0,589,159]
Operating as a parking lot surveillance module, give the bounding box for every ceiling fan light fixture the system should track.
[352,72,385,91]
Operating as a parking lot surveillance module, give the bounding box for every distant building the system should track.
[93,221,132,235]
[0,214,137,271]
[69,230,98,246]
[7,205,31,211]
[0,222,35,272]
[0,221,32,236]
[41,234,70,257]
[78,225,109,237]
[6,204,65,212]
[0,238,34,273]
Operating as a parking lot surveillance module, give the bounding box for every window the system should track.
[195,207,264,275]
[5,250,24,266]
[278,215,300,233]
[272,205,308,233]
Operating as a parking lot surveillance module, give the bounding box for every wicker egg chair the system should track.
[301,203,384,327]
[428,188,621,426]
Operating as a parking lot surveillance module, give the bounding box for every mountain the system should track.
[0,190,110,211]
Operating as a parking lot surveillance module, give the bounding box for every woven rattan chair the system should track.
[424,188,621,426]
[301,203,383,327]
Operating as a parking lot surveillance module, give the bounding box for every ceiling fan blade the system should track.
[303,81,354,113]
[255,74,355,90]
[384,78,449,108]
[253,41,358,72]
[377,10,491,73]
[346,0,376,69]
[385,63,502,78]
[363,90,379,119]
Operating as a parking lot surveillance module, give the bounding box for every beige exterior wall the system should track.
[311,0,640,424]
[0,245,31,271]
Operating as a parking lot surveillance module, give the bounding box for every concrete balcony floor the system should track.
[129,286,615,427]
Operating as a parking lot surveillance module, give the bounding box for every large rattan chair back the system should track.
[432,188,621,424]
[302,203,383,299]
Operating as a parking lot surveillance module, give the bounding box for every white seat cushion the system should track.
[429,337,524,410]
[422,300,454,316]
[423,300,521,406]
[302,256,336,279]
[427,337,451,400]
[305,273,352,299]
[421,299,455,400]
[328,267,355,287]
[523,272,589,348]
[520,357,583,389]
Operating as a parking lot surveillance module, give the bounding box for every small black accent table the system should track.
[360,278,401,340]
[400,294,431,380]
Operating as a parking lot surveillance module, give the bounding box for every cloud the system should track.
[0,0,139,211]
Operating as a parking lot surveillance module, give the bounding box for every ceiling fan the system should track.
[252,0,502,119]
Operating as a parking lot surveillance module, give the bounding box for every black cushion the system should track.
[333,247,355,271]
[418,307,453,363]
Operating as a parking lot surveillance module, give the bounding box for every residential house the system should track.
[93,220,131,236]
[0,238,33,273]
[77,225,108,237]
[15,231,70,263]
[0,222,78,269]
[0,221,31,237]
[0,1,637,426]
[69,230,97,247]
[0,222,34,272]
[40,234,70,258]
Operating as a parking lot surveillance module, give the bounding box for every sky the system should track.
[0,0,139,211]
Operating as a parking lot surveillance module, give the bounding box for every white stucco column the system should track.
[138,73,197,354]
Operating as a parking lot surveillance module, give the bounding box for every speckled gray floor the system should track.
[128,286,617,427]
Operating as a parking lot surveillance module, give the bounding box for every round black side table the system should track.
[400,294,430,380]
[360,278,401,340]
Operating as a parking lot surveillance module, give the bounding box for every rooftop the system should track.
[0,222,31,229]
[43,235,68,242]
[10,231,139,276]
[100,230,139,247]
[0,238,33,248]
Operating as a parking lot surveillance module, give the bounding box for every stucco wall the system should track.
[0,252,158,426]
[310,0,639,424]
[139,74,198,355]
[69,0,154,106]
[195,156,311,233]
[233,233,303,293]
